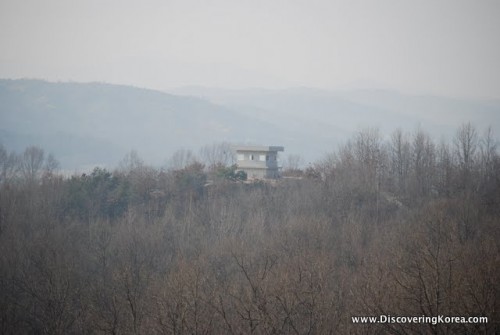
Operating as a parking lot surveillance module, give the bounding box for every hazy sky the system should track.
[1,0,499,98]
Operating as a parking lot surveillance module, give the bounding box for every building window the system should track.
[259,155,266,161]
[250,154,254,160]
[237,154,244,161]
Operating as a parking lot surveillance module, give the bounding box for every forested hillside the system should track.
[0,123,499,334]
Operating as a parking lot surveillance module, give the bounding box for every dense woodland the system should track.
[0,123,499,334]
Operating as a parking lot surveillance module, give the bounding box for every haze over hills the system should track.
[1,79,499,170]
[0,79,289,169]
[171,86,500,140]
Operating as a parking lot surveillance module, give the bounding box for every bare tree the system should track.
[435,139,454,196]
[118,150,144,173]
[0,144,20,183]
[168,149,197,171]
[390,128,411,194]
[21,146,45,182]
[411,128,436,197]
[43,153,60,177]
[479,126,497,181]
[198,142,235,170]
[354,128,384,192]
[454,122,478,189]
[282,154,304,175]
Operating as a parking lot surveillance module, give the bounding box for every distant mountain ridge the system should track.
[0,79,288,169]
[171,86,500,137]
[1,79,499,170]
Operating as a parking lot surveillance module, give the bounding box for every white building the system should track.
[234,145,284,179]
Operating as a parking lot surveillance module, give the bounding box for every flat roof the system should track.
[233,145,284,152]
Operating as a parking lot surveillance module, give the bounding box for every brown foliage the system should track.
[0,124,499,334]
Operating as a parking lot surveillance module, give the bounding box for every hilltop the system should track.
[1,79,499,169]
